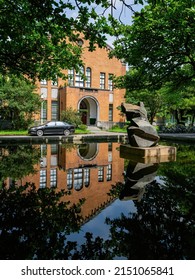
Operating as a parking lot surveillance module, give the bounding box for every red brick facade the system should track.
[13,142,124,221]
[37,40,126,128]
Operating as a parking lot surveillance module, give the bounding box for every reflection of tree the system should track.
[61,143,78,152]
[105,179,195,260]
[0,183,84,259]
[158,144,195,219]
[71,233,112,260]
[0,145,40,182]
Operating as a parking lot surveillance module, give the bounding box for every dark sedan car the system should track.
[28,121,75,136]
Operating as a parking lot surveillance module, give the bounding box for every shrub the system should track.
[60,107,82,127]
[78,124,87,131]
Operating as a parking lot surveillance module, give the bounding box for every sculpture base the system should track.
[120,145,176,163]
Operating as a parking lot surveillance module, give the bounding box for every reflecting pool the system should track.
[0,141,194,260]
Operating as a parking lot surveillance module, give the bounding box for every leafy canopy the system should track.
[111,0,195,91]
[0,0,162,80]
[0,0,111,80]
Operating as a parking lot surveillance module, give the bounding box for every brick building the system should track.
[38,40,126,129]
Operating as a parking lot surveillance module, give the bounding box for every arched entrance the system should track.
[78,143,98,160]
[79,97,98,126]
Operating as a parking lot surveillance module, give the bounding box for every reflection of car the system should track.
[28,121,75,136]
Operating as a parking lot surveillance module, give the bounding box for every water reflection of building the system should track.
[20,143,124,221]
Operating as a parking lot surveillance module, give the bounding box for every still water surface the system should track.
[0,141,194,260]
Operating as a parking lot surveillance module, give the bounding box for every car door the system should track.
[44,122,56,134]
[56,121,66,134]
[55,122,63,134]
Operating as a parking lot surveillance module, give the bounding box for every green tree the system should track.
[0,75,41,129]
[0,145,40,185]
[111,0,195,91]
[0,183,84,259]
[160,83,195,125]
[0,1,162,80]
[124,87,165,124]
[123,82,195,125]
[0,0,111,80]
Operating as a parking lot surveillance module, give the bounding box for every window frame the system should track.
[100,72,106,89]
[75,66,84,87]
[109,104,113,121]
[68,68,74,86]
[86,67,91,88]
[51,101,58,120]
[108,74,113,91]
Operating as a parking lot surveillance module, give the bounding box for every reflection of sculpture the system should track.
[120,161,159,202]
[121,102,160,147]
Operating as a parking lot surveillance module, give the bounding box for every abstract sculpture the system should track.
[121,102,160,147]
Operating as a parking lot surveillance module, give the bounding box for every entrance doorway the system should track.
[79,97,98,126]
[80,100,88,125]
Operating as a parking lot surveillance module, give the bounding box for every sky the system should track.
[105,0,143,24]
[102,1,144,46]
[66,0,144,46]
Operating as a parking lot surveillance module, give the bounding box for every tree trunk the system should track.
[175,110,180,124]
[191,113,195,126]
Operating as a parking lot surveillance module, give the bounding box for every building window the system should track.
[98,166,104,182]
[41,100,47,123]
[108,74,113,90]
[40,87,47,99]
[77,39,84,46]
[51,155,57,166]
[51,88,58,99]
[75,66,84,87]
[85,67,91,88]
[51,144,58,155]
[100,72,105,89]
[40,170,47,188]
[51,101,58,120]
[109,104,113,121]
[108,142,112,152]
[51,77,58,86]
[67,170,73,190]
[41,79,47,85]
[68,69,74,86]
[106,164,112,181]
[84,168,90,187]
[74,168,83,190]
[41,144,47,157]
[50,169,57,188]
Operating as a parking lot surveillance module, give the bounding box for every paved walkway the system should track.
[87,126,120,134]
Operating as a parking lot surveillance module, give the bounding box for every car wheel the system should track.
[37,129,43,136]
[64,129,70,136]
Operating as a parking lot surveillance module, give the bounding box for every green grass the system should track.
[0,130,28,135]
[75,128,91,134]
[0,129,90,135]
[108,127,126,133]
